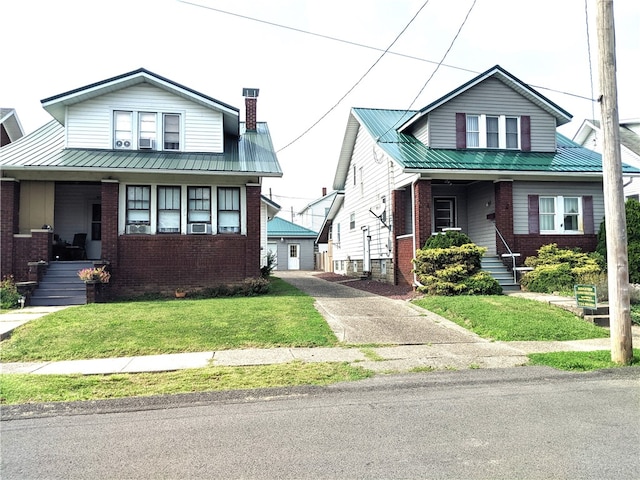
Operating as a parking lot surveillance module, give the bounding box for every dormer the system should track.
[398,65,572,153]
[40,68,240,153]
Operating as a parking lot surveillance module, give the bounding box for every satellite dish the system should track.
[370,204,385,217]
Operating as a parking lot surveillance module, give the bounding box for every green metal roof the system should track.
[267,217,317,238]
[353,108,640,175]
[0,120,282,176]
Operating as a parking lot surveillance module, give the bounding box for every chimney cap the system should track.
[242,88,259,98]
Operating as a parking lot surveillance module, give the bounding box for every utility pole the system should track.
[596,0,633,364]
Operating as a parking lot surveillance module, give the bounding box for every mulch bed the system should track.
[313,272,420,301]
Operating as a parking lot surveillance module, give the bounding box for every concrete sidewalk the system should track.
[1,271,637,375]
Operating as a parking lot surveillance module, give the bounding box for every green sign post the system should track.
[574,284,597,309]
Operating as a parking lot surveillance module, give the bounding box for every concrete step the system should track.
[30,295,86,306]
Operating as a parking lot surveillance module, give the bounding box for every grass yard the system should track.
[413,295,610,341]
[0,278,337,362]
[528,349,640,370]
[0,362,372,405]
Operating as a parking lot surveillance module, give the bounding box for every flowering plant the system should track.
[77,266,111,283]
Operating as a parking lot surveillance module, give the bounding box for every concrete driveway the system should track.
[275,271,482,345]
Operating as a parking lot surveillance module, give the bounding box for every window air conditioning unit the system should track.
[126,224,151,234]
[115,139,132,149]
[139,138,154,149]
[219,226,240,233]
[188,223,210,234]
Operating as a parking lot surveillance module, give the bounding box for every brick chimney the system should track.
[242,88,259,131]
[322,187,327,197]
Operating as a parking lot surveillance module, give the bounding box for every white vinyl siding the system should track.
[426,77,556,151]
[66,84,224,152]
[512,181,605,235]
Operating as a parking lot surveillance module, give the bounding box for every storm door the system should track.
[434,197,456,231]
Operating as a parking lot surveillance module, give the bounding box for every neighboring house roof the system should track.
[0,120,282,177]
[0,108,25,145]
[398,65,572,133]
[268,217,317,238]
[316,191,344,244]
[298,190,338,214]
[261,195,281,220]
[573,118,640,158]
[332,108,640,190]
[41,68,240,136]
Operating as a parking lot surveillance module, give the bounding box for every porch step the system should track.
[30,261,92,306]
[481,256,520,292]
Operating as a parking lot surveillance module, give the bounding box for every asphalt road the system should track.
[2,367,639,479]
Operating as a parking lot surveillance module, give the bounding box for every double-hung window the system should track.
[460,114,522,150]
[126,186,151,225]
[217,187,240,233]
[188,187,211,224]
[113,111,180,150]
[157,186,181,233]
[539,196,582,233]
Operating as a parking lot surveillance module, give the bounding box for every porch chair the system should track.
[68,233,87,260]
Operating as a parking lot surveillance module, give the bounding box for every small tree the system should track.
[597,198,640,284]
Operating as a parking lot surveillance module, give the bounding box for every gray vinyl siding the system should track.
[512,181,605,234]
[66,84,224,152]
[466,181,496,255]
[426,77,557,152]
[270,238,316,270]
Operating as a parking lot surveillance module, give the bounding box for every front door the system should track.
[287,244,300,270]
[434,197,456,231]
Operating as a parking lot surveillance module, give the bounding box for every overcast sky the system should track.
[3,0,639,221]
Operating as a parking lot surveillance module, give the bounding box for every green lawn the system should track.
[0,278,337,362]
[528,350,640,370]
[413,295,610,341]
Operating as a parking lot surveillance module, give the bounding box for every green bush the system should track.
[520,244,602,294]
[1,275,21,310]
[192,277,270,299]
[260,252,277,278]
[413,242,501,296]
[597,198,640,284]
[423,230,473,249]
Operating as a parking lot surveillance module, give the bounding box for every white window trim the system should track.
[539,195,583,234]
[467,114,520,150]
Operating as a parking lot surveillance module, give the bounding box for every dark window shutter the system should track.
[521,115,531,151]
[528,194,539,234]
[583,195,594,234]
[456,113,466,149]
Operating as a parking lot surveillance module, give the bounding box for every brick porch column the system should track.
[414,179,432,251]
[101,180,119,264]
[1,178,19,277]
[494,180,514,255]
[245,184,261,278]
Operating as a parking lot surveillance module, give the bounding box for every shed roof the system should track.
[268,217,317,238]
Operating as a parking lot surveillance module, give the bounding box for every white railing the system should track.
[494,225,518,284]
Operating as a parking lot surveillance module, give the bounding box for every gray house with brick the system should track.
[0,69,282,300]
[317,65,640,287]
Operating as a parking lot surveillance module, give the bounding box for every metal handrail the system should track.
[494,225,517,284]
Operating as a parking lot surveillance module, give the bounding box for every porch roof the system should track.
[0,120,282,176]
[353,108,640,175]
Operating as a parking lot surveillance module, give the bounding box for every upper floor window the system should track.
[457,113,530,151]
[218,187,240,234]
[113,111,181,151]
[350,212,356,230]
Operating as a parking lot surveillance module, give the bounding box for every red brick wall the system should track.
[494,181,514,255]
[414,180,432,250]
[101,181,119,264]
[12,232,51,282]
[0,179,18,278]
[244,185,261,279]
[514,234,598,263]
[396,236,414,286]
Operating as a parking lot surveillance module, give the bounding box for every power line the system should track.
[380,0,478,138]
[275,0,432,153]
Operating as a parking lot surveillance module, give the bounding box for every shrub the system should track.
[520,244,602,293]
[260,252,277,278]
[413,242,501,296]
[423,230,473,249]
[192,277,270,299]
[77,266,111,283]
[597,198,640,284]
[1,275,21,310]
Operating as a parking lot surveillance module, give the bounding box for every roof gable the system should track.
[0,108,25,144]
[41,68,240,135]
[398,65,572,133]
